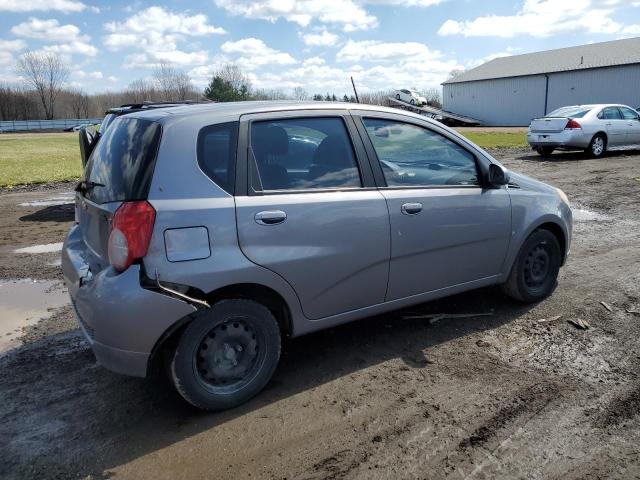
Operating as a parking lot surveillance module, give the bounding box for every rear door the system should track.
[234,111,390,320]
[354,111,511,301]
[599,107,626,146]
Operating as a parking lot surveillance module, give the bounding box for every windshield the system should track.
[545,106,592,118]
[84,118,161,204]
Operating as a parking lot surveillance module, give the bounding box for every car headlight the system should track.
[556,188,570,206]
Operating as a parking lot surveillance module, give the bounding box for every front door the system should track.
[356,114,512,301]
[619,106,640,145]
[235,112,390,320]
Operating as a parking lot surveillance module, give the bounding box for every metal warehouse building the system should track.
[442,37,640,126]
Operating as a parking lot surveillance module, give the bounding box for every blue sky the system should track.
[1,0,640,95]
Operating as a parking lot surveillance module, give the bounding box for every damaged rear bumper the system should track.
[62,225,196,377]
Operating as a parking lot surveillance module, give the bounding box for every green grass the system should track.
[0,129,528,187]
[459,131,528,149]
[0,133,82,187]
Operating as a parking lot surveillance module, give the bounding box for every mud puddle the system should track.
[572,206,612,222]
[19,193,74,208]
[0,279,68,354]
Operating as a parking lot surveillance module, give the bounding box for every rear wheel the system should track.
[586,133,606,158]
[170,299,281,410]
[535,146,554,156]
[409,99,415,105]
[502,230,561,303]
[395,94,401,100]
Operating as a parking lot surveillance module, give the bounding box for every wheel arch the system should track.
[147,282,292,376]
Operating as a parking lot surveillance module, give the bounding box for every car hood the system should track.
[507,170,557,194]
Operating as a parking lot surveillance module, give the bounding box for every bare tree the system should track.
[217,63,252,94]
[421,87,442,108]
[125,79,156,103]
[152,62,196,101]
[16,52,69,119]
[252,88,288,100]
[292,86,308,101]
[448,69,465,80]
[68,88,91,118]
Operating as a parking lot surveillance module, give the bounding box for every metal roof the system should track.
[443,37,640,84]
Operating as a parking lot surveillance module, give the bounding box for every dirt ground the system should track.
[1,147,639,479]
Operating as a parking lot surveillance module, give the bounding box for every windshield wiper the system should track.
[75,180,105,193]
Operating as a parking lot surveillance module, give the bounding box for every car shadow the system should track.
[518,149,639,163]
[0,287,536,479]
[19,203,75,223]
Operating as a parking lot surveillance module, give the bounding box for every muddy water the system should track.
[19,193,74,208]
[572,206,612,222]
[13,243,63,254]
[0,279,68,354]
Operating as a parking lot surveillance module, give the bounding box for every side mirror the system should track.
[488,163,509,186]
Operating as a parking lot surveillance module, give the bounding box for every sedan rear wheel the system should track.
[535,147,554,156]
[396,94,401,100]
[587,133,606,158]
[502,229,561,303]
[409,99,415,105]
[171,299,281,410]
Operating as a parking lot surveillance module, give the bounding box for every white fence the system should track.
[0,118,103,132]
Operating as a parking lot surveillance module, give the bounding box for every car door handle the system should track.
[255,210,287,225]
[401,202,423,215]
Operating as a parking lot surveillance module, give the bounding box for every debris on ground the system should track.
[537,315,563,323]
[626,308,640,316]
[402,312,494,324]
[600,301,613,312]
[568,318,591,330]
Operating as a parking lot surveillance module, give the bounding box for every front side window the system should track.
[197,121,239,194]
[362,118,479,187]
[250,117,361,191]
[619,107,639,120]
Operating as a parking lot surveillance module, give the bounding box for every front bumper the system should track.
[527,129,590,149]
[62,225,196,377]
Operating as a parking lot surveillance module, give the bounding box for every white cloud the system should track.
[214,0,378,31]
[0,0,87,12]
[466,47,519,69]
[365,0,444,5]
[220,38,296,69]
[104,6,225,69]
[11,18,97,57]
[74,70,103,80]
[0,39,27,51]
[12,18,81,41]
[438,0,638,37]
[337,39,440,62]
[301,30,340,47]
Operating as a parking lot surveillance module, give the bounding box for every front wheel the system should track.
[586,133,606,158]
[501,230,561,303]
[535,146,554,156]
[170,299,281,410]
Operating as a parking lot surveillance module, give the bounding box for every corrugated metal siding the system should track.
[443,64,640,126]
[443,76,547,126]
[546,64,640,112]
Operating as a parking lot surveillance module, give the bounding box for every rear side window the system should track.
[249,117,361,191]
[85,118,161,204]
[602,107,623,120]
[619,107,639,120]
[197,122,239,195]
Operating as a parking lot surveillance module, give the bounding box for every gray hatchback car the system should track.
[62,101,572,410]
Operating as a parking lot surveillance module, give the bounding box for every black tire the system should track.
[170,299,281,411]
[501,229,561,303]
[409,99,415,105]
[395,94,401,100]
[535,146,554,156]
[586,133,607,158]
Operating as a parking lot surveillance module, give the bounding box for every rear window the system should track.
[545,106,592,118]
[85,118,161,204]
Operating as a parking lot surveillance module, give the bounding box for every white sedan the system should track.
[527,104,640,157]
[394,89,427,106]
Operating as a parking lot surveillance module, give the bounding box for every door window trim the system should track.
[235,110,376,196]
[351,111,489,190]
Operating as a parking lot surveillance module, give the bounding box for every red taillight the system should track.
[108,200,155,272]
[565,119,581,130]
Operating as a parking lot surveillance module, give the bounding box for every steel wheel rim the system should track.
[593,137,604,155]
[193,317,264,395]
[523,244,551,289]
